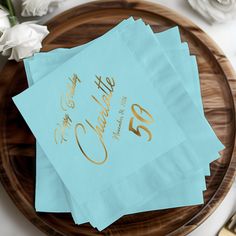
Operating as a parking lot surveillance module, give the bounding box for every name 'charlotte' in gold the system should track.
[74,75,115,165]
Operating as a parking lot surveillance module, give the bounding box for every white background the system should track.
[0,0,236,235]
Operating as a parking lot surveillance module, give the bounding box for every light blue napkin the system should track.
[18,18,223,230]
[24,25,209,217]
[13,18,208,230]
[27,21,208,203]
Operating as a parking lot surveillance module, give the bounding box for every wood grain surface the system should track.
[0,0,236,235]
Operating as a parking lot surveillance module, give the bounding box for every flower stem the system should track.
[5,0,17,26]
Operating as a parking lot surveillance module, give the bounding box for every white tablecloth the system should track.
[0,1,235,235]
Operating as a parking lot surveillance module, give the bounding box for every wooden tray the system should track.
[0,1,236,235]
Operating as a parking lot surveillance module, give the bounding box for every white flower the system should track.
[21,0,64,17]
[188,0,236,23]
[0,8,11,34]
[0,22,49,61]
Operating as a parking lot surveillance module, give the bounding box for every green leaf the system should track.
[0,0,17,26]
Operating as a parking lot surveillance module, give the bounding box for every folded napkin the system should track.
[24,26,209,216]
[13,17,224,231]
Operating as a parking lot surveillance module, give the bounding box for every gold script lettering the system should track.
[74,123,108,165]
[128,104,154,142]
[74,75,115,164]
[61,74,81,111]
[54,114,72,144]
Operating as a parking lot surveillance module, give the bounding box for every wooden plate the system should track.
[0,1,236,235]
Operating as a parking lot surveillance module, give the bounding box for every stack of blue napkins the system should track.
[13,18,224,231]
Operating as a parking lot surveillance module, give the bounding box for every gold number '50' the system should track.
[129,104,154,141]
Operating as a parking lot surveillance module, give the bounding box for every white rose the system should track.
[188,0,236,23]
[0,8,11,34]
[0,22,49,61]
[21,0,64,17]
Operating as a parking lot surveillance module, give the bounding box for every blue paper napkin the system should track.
[13,17,224,230]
